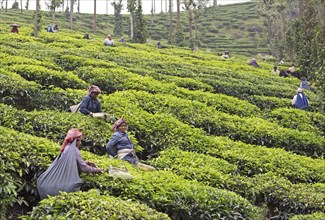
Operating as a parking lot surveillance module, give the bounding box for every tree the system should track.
[180,0,208,48]
[93,0,96,33]
[133,0,147,43]
[127,0,136,40]
[25,0,29,10]
[33,0,40,37]
[112,0,123,37]
[69,0,75,29]
[168,0,173,43]
[46,0,63,21]
[257,0,325,109]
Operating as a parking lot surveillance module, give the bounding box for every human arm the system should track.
[106,133,120,157]
[76,149,101,174]
[292,95,297,106]
[79,96,91,115]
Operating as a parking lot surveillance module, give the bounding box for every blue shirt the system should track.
[106,131,134,157]
[79,95,102,115]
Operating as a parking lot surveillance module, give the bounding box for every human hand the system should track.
[95,168,103,173]
[89,112,93,117]
[86,161,97,168]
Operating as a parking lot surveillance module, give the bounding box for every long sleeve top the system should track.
[106,131,134,157]
[292,93,309,108]
[76,148,98,174]
[79,95,102,115]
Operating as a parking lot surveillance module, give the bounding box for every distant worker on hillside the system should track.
[222,51,230,59]
[10,23,19,33]
[299,77,311,91]
[37,128,102,200]
[119,36,126,45]
[288,64,299,78]
[279,69,289,78]
[83,33,90,39]
[248,58,259,67]
[47,25,54,32]
[103,35,114,46]
[106,118,156,171]
[53,23,59,32]
[157,42,162,49]
[292,87,309,109]
[74,85,116,122]
[271,66,279,75]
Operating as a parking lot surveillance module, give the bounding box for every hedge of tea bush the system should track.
[22,190,170,220]
[0,69,84,110]
[73,66,261,117]
[267,107,325,136]
[0,103,122,155]
[5,64,87,89]
[148,148,325,217]
[101,93,325,183]
[0,126,58,219]
[0,126,261,220]
[105,90,325,157]
[1,101,323,185]
[290,212,325,220]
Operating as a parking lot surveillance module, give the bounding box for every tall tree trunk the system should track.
[77,0,80,14]
[168,0,172,43]
[188,9,193,43]
[130,11,134,39]
[153,0,156,14]
[165,0,167,13]
[5,0,8,12]
[161,0,163,13]
[69,0,74,29]
[52,8,55,21]
[177,0,180,26]
[106,0,108,14]
[322,0,325,38]
[20,0,22,13]
[25,0,29,9]
[93,0,97,33]
[34,0,39,37]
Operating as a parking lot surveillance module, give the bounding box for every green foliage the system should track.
[0,126,58,218]
[290,212,325,220]
[149,149,325,217]
[22,190,170,220]
[132,0,147,43]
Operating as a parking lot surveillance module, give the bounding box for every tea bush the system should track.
[22,190,170,220]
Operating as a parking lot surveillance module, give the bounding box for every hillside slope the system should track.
[1,1,268,56]
[0,20,324,220]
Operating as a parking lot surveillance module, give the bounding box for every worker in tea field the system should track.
[271,66,280,75]
[106,118,156,171]
[299,77,311,91]
[222,51,230,59]
[37,128,102,200]
[292,87,309,109]
[78,85,115,122]
[10,24,19,33]
[279,69,289,78]
[103,34,114,46]
[248,58,259,67]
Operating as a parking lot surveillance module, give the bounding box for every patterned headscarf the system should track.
[87,85,101,95]
[61,128,83,152]
[112,118,127,132]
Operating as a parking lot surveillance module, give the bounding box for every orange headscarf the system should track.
[112,118,127,132]
[87,85,101,95]
[61,128,83,152]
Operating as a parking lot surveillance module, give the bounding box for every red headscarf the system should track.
[61,128,83,152]
[112,118,127,132]
[87,85,101,95]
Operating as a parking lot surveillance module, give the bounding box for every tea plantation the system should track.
[0,17,325,220]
